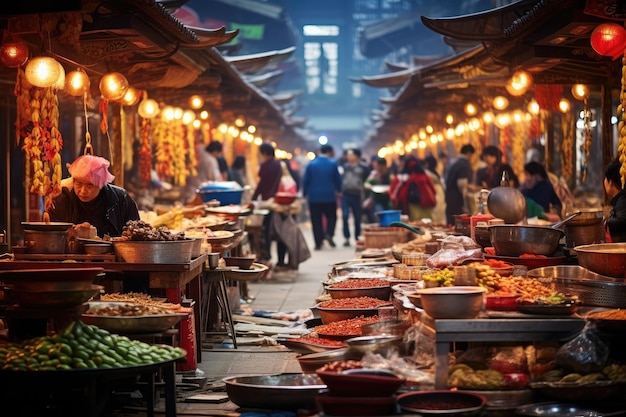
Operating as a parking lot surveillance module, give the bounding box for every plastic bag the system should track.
[555,321,608,374]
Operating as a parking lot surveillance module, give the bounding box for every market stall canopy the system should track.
[0,0,304,144]
[364,0,624,147]
[225,46,296,75]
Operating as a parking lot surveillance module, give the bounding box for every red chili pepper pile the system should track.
[314,315,379,336]
[320,297,389,309]
[329,278,390,289]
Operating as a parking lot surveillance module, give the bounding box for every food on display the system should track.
[0,320,184,371]
[85,303,175,316]
[534,364,626,384]
[119,220,185,241]
[476,273,556,299]
[316,359,363,373]
[286,335,346,348]
[588,309,626,320]
[313,315,379,337]
[422,268,454,287]
[328,278,390,289]
[319,297,389,309]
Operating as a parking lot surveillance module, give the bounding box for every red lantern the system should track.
[0,38,28,68]
[590,23,626,60]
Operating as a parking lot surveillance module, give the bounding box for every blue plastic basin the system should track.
[376,210,401,227]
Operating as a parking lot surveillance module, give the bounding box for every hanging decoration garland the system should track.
[171,116,186,186]
[15,68,63,211]
[186,125,197,180]
[138,118,152,188]
[153,116,173,182]
[580,95,592,183]
[560,111,574,181]
[511,118,527,181]
[618,50,626,187]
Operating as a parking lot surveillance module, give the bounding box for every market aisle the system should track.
[175,221,360,415]
[246,221,358,313]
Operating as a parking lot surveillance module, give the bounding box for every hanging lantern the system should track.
[527,99,540,115]
[464,102,477,116]
[99,72,129,101]
[138,96,160,119]
[121,87,141,106]
[24,56,62,87]
[189,95,204,109]
[571,84,590,101]
[182,110,196,125]
[0,37,28,68]
[493,96,510,110]
[65,68,90,96]
[590,23,626,60]
[506,69,533,96]
[558,98,571,113]
[53,61,65,90]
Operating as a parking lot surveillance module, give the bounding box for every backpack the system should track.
[407,181,421,204]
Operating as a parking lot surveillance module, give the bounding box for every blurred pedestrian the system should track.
[302,144,342,250]
[252,142,283,270]
[230,155,248,187]
[445,144,475,225]
[519,161,562,216]
[474,145,519,190]
[423,155,446,225]
[181,140,222,204]
[340,148,370,247]
[363,157,393,222]
[391,156,437,221]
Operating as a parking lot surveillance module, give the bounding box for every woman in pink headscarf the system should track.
[48,155,140,237]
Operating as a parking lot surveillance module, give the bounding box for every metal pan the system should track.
[21,221,74,231]
[516,401,626,417]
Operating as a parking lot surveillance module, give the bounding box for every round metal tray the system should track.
[81,302,188,334]
[4,284,103,308]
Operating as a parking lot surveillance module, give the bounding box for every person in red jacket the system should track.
[390,155,437,221]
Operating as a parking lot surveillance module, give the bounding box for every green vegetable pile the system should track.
[0,320,185,371]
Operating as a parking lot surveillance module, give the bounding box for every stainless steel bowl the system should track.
[4,284,103,308]
[222,373,326,410]
[345,334,407,355]
[417,286,486,319]
[326,284,391,301]
[489,225,563,257]
[574,243,626,278]
[112,239,194,263]
[297,348,363,373]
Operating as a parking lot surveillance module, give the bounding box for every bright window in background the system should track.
[304,40,338,95]
[303,25,340,37]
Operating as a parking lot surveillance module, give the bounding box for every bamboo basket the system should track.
[363,226,410,249]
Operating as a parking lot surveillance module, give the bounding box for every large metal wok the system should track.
[489,225,564,257]
[488,213,579,257]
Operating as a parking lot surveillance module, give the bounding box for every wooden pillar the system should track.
[109,102,124,186]
[544,112,555,173]
[601,81,614,168]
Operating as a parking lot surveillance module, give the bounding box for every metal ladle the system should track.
[549,211,582,230]
[388,221,425,235]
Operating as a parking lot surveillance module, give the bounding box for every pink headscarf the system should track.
[68,155,115,188]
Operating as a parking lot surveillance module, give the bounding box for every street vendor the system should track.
[48,155,140,237]
[604,160,626,242]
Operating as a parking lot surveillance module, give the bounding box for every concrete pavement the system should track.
[177,221,360,415]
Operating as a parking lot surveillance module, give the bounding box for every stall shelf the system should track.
[0,253,207,364]
[419,315,586,389]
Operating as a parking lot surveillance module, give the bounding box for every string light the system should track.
[24,56,62,87]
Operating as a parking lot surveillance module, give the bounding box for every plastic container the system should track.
[197,182,243,205]
[376,210,401,227]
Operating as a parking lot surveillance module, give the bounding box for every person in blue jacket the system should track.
[302,144,342,250]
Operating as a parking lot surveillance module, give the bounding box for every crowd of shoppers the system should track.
[180,138,588,280]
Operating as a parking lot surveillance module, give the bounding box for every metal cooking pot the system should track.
[23,230,68,254]
[489,225,564,257]
[563,208,604,226]
[487,186,527,224]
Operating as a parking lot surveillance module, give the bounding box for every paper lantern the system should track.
[189,95,204,109]
[65,68,90,96]
[138,97,159,119]
[0,38,28,68]
[506,69,533,96]
[99,72,129,101]
[571,84,590,101]
[590,23,626,60]
[493,96,509,110]
[53,62,65,90]
[24,56,62,87]
[121,87,141,106]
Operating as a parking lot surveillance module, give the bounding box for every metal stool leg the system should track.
[217,272,237,348]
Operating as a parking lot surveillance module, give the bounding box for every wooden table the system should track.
[0,254,207,365]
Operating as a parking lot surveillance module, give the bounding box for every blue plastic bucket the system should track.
[376,210,401,227]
